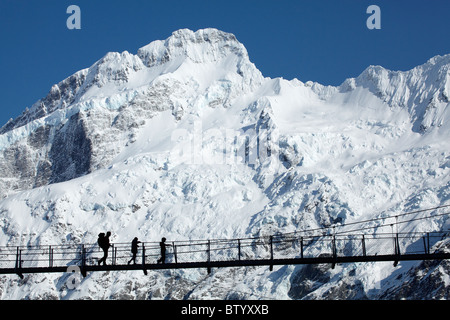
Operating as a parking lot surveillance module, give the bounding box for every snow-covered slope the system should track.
[0,28,449,300]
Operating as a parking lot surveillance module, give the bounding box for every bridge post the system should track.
[207,240,211,274]
[173,242,177,264]
[422,235,427,255]
[81,245,87,277]
[393,233,400,267]
[269,236,273,271]
[142,243,147,275]
[331,236,337,269]
[49,245,53,268]
[300,237,303,259]
[362,235,366,257]
[15,247,23,279]
[237,239,241,261]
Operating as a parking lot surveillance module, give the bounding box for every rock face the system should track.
[48,112,92,184]
[377,241,450,300]
[0,28,449,300]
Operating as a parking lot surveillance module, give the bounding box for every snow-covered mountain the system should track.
[0,28,449,299]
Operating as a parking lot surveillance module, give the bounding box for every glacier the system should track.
[0,28,449,299]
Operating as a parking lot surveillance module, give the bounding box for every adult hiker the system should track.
[157,237,171,264]
[98,231,112,265]
[128,237,142,265]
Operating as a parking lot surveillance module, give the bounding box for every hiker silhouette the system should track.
[128,237,141,265]
[98,231,112,265]
[157,237,171,264]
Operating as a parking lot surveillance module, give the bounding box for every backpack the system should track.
[98,233,106,248]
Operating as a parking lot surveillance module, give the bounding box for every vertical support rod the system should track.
[427,232,430,254]
[207,240,211,274]
[15,247,20,269]
[422,236,427,255]
[207,240,211,263]
[15,247,23,279]
[238,239,241,261]
[332,236,337,257]
[81,245,87,277]
[331,236,337,269]
[396,233,400,255]
[81,245,85,266]
[49,245,52,268]
[393,233,400,267]
[300,237,303,259]
[393,233,397,255]
[173,242,177,264]
[142,243,147,275]
[269,236,273,271]
[362,235,366,257]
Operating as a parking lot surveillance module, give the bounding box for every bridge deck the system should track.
[4,252,450,279]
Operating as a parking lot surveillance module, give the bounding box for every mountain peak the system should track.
[137,28,249,67]
[0,28,261,135]
[340,53,450,132]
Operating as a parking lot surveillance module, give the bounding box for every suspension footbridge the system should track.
[1,205,450,279]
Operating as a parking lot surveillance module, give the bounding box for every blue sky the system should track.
[0,0,449,127]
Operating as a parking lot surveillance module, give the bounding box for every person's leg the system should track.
[102,249,108,265]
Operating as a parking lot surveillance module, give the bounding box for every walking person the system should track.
[98,231,112,265]
[128,237,141,265]
[157,237,171,264]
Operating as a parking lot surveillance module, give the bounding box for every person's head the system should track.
[134,237,138,241]
[106,231,111,236]
[162,237,166,242]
